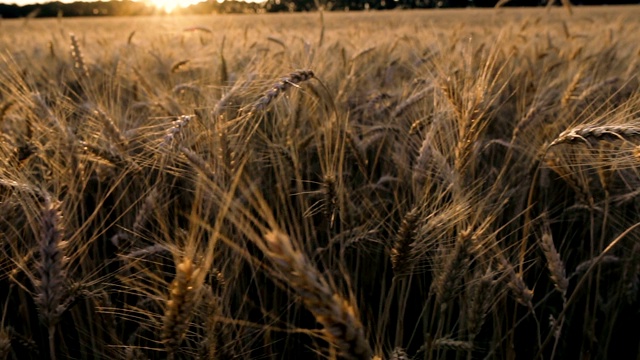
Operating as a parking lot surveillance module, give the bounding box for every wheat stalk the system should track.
[263,230,372,360]
[623,243,640,303]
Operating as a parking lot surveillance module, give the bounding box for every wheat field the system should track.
[1,6,640,360]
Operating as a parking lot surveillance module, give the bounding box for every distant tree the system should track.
[0,1,158,18]
[0,4,20,18]
[264,0,317,12]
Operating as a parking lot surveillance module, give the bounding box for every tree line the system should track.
[0,1,262,17]
[0,0,637,18]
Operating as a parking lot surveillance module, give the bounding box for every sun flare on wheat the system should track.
[145,0,204,12]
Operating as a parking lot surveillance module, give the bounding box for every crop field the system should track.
[1,6,640,360]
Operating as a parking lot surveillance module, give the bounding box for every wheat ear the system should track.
[93,109,128,148]
[431,338,473,352]
[322,174,338,228]
[35,197,68,360]
[252,70,314,112]
[544,153,590,204]
[79,140,141,173]
[570,255,620,279]
[512,100,545,141]
[170,59,190,73]
[263,230,372,360]
[413,135,455,189]
[162,258,201,355]
[391,85,434,119]
[183,26,213,34]
[561,69,583,106]
[218,35,228,85]
[575,77,621,104]
[434,229,474,309]
[69,33,89,78]
[390,347,409,360]
[497,254,533,307]
[172,84,203,98]
[0,101,14,123]
[181,147,215,180]
[345,131,368,175]
[390,207,420,275]
[163,115,194,147]
[0,328,10,360]
[132,187,159,235]
[199,285,234,360]
[126,30,136,45]
[539,229,568,298]
[466,270,493,342]
[549,124,640,148]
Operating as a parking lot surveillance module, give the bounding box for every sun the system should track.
[146,0,205,13]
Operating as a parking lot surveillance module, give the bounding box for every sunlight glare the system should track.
[147,0,204,13]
